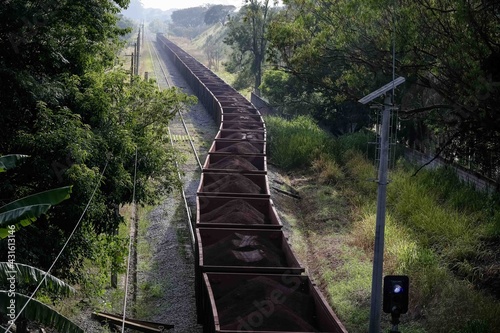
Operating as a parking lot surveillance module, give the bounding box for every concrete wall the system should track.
[251,92,277,116]
[251,91,498,194]
[404,148,499,194]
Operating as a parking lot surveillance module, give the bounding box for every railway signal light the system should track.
[383,275,409,315]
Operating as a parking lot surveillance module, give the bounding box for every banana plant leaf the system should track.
[0,263,76,296]
[0,186,72,237]
[0,291,83,333]
[0,154,29,172]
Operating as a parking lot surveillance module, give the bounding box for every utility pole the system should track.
[369,93,392,333]
[136,30,141,76]
[128,51,134,83]
[142,22,145,46]
[359,77,405,333]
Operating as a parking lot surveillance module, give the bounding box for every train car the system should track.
[156,34,347,333]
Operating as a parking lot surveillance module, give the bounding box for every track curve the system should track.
[156,34,348,333]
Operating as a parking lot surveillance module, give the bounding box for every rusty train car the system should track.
[156,34,347,333]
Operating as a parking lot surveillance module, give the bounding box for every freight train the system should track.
[156,33,348,333]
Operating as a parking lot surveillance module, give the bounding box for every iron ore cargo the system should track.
[156,34,348,333]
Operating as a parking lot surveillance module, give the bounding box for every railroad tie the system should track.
[172,134,189,142]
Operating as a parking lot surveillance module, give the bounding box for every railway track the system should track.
[147,34,203,216]
[147,33,223,218]
[131,33,220,333]
[156,34,348,333]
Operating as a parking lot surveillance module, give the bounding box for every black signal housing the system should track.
[383,275,409,315]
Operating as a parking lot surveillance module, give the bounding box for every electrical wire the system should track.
[5,158,110,333]
[121,147,138,333]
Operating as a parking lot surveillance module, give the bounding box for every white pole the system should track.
[368,93,393,333]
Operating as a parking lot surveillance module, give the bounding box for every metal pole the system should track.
[130,52,134,82]
[368,93,392,333]
[136,30,141,75]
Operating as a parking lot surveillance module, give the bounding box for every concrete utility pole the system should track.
[130,51,134,82]
[358,77,405,333]
[369,93,392,333]
[136,31,141,75]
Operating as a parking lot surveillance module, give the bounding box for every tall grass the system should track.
[265,115,335,170]
[388,169,479,259]
[342,145,500,332]
[342,149,377,196]
[414,167,500,237]
[337,130,377,161]
[264,116,500,332]
[349,206,487,329]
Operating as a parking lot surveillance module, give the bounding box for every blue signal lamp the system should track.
[383,275,409,315]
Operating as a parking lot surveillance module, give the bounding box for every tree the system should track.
[0,186,72,238]
[266,0,500,178]
[169,6,209,38]
[204,5,236,25]
[0,155,72,238]
[0,0,194,292]
[224,0,277,94]
[148,18,169,34]
[0,155,80,333]
[171,6,208,28]
[203,26,229,71]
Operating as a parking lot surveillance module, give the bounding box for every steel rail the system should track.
[149,36,203,170]
[146,34,196,248]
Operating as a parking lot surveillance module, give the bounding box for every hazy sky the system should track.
[142,0,245,11]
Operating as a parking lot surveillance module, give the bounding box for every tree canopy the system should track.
[204,5,236,25]
[264,0,500,179]
[171,6,208,28]
[0,0,193,289]
[224,0,277,93]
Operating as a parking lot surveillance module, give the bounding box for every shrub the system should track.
[312,154,345,184]
[265,115,334,170]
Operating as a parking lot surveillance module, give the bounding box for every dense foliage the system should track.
[0,0,193,290]
[264,0,500,179]
[204,5,236,25]
[265,115,333,169]
[224,0,277,93]
[169,6,209,38]
[167,5,236,39]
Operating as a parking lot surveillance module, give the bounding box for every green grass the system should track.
[265,115,334,170]
[137,206,154,272]
[387,169,480,261]
[322,245,372,332]
[142,45,156,81]
[341,140,500,332]
[267,115,500,333]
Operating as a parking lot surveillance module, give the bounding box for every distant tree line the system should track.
[168,4,236,39]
